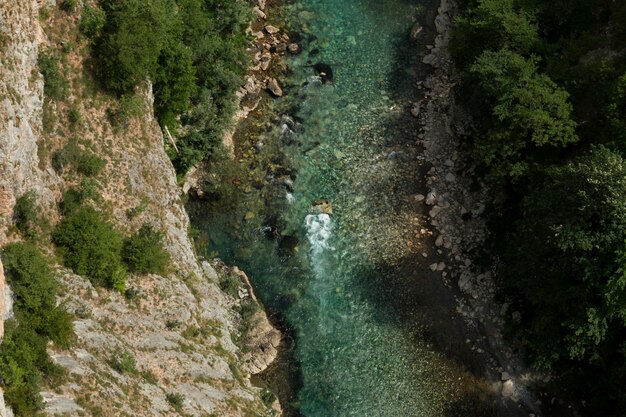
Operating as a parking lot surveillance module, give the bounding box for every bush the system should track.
[53,206,126,291]
[123,224,170,274]
[60,178,100,215]
[59,0,77,12]
[38,50,67,100]
[165,392,185,412]
[219,274,240,298]
[109,350,136,374]
[52,139,106,177]
[79,5,106,39]
[13,191,39,239]
[0,243,74,414]
[106,94,143,128]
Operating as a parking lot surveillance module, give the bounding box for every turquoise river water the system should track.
[190,0,509,416]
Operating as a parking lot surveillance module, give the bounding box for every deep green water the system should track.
[191,0,493,416]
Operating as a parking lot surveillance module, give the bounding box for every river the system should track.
[188,0,512,416]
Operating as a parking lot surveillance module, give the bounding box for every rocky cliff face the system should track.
[0,2,279,416]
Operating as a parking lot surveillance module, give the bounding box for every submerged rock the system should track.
[312,63,334,83]
[312,199,333,215]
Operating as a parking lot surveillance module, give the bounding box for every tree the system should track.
[469,49,578,179]
[451,0,539,68]
[96,0,170,93]
[501,146,626,369]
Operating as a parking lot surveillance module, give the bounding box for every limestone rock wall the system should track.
[0,2,279,416]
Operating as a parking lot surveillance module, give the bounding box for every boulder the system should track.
[265,25,280,34]
[267,78,283,97]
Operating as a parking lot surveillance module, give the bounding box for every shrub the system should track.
[60,178,100,215]
[109,350,136,374]
[123,224,170,274]
[2,242,74,347]
[79,5,107,39]
[38,50,67,100]
[52,139,106,177]
[59,0,77,12]
[53,206,126,291]
[165,392,185,412]
[0,243,74,414]
[219,274,240,298]
[13,191,39,239]
[107,94,143,128]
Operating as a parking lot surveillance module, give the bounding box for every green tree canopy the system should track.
[502,146,626,368]
[469,49,578,179]
[451,0,539,67]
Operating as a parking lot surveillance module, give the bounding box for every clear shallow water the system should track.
[191,0,489,416]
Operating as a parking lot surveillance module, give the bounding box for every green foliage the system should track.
[502,147,626,363]
[154,39,196,130]
[123,224,170,274]
[499,146,626,412]
[13,192,39,239]
[60,178,100,215]
[59,0,77,12]
[79,5,107,39]
[219,274,240,298]
[53,206,126,291]
[0,243,74,415]
[451,0,539,68]
[38,50,67,100]
[165,392,185,412]
[469,49,578,179]
[95,0,170,93]
[453,1,626,414]
[87,0,250,175]
[107,94,144,128]
[109,350,136,374]
[52,139,106,177]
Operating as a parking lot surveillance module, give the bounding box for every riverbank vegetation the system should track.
[84,0,250,174]
[452,0,626,414]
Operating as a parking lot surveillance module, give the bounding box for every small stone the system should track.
[502,380,514,397]
[445,173,456,182]
[444,159,454,167]
[267,78,283,97]
[421,252,428,258]
[410,102,420,118]
[435,235,444,247]
[252,6,266,19]
[265,25,280,34]
[425,191,436,205]
[501,371,511,381]
[429,263,438,272]
[410,23,423,40]
[258,0,266,9]
[429,206,442,218]
[436,262,446,271]
[413,194,425,202]
[244,211,255,221]
[288,43,300,54]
